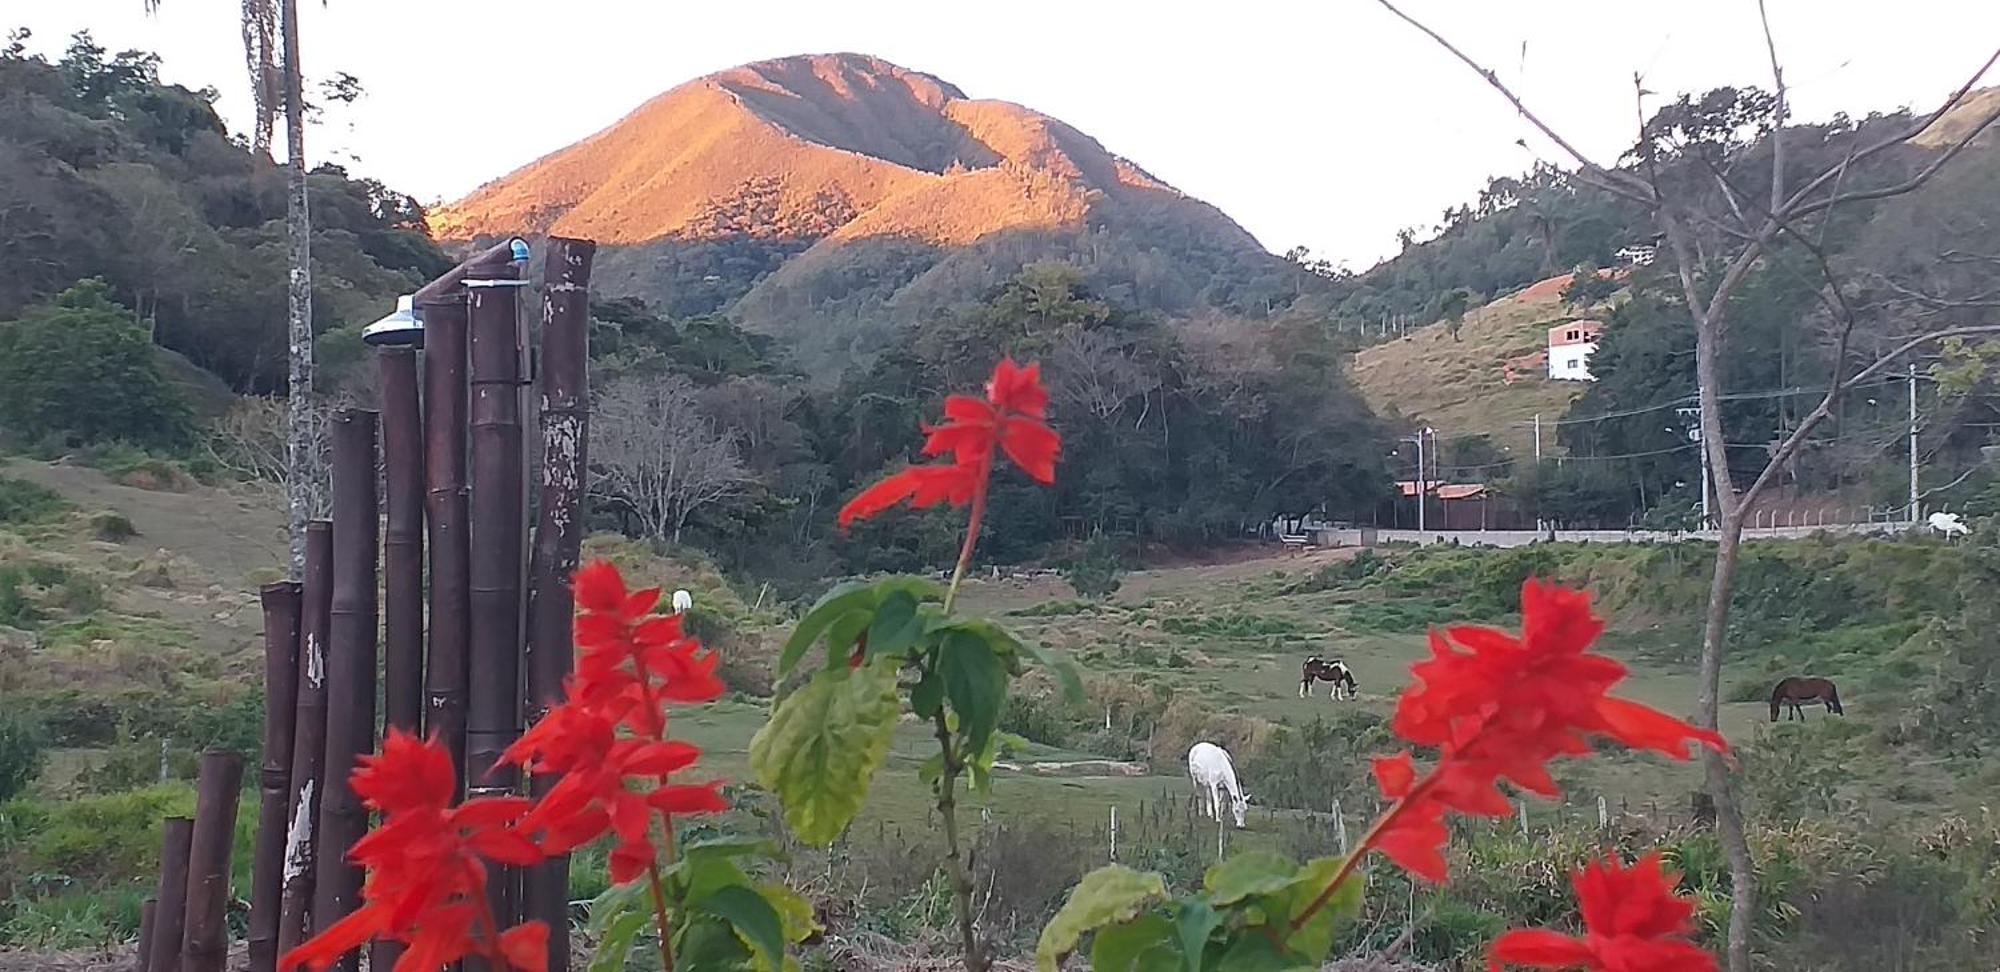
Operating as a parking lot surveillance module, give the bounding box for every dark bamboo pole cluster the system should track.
[182,751,245,972]
[214,236,594,972]
[524,238,597,963]
[316,409,379,972]
[467,257,529,923]
[247,582,300,972]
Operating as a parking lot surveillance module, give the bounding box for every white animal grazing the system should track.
[671,589,693,614]
[1187,742,1249,829]
[1928,512,1969,538]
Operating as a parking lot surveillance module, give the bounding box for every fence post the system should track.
[145,817,194,972]
[316,408,379,972]
[181,751,245,972]
[135,898,157,972]
[1517,800,1529,837]
[248,582,301,972]
[1110,806,1118,862]
[1333,799,1348,856]
[278,523,331,955]
[421,294,472,788]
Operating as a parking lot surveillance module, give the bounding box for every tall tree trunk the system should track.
[1690,275,1756,972]
[280,0,316,580]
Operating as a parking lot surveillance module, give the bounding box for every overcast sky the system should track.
[17,1,2000,268]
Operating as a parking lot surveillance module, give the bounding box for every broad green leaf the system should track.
[778,581,873,674]
[1264,856,1364,960]
[1175,899,1222,972]
[919,751,945,787]
[680,854,753,906]
[941,631,1005,754]
[1211,934,1316,972]
[910,665,944,719]
[824,608,873,665]
[585,880,647,934]
[758,881,821,944]
[936,616,1084,701]
[588,910,650,972]
[674,917,753,971]
[681,835,781,865]
[696,885,787,970]
[1091,914,1179,972]
[1203,851,1301,906]
[1035,865,1168,972]
[749,662,900,845]
[1013,638,1086,702]
[865,590,924,659]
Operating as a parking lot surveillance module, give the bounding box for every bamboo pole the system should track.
[421,294,473,791]
[467,259,527,923]
[316,409,379,972]
[146,817,194,972]
[278,522,332,956]
[135,898,157,972]
[523,237,595,969]
[378,353,424,972]
[380,348,426,738]
[181,751,246,972]
[248,582,302,972]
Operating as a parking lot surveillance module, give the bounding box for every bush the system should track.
[1058,536,1126,600]
[0,711,46,802]
[0,476,72,526]
[0,280,193,450]
[999,693,1072,748]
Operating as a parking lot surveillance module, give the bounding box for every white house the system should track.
[1548,320,1604,381]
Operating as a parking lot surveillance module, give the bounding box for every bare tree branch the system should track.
[591,374,751,546]
[1782,47,2000,216]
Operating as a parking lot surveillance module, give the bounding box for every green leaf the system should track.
[680,854,754,906]
[1264,856,1364,960]
[1035,865,1168,972]
[778,581,873,674]
[588,910,650,972]
[919,751,945,787]
[1175,899,1222,972]
[758,881,821,944]
[1203,851,1301,906]
[681,835,781,865]
[1091,915,1180,972]
[824,608,873,666]
[1013,639,1086,702]
[940,631,1006,754]
[1211,934,1315,972]
[865,590,924,659]
[696,885,787,970]
[910,665,944,719]
[585,880,648,934]
[749,662,900,845]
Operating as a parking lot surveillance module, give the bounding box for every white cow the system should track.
[1187,742,1249,829]
[671,589,693,614]
[1928,512,1970,539]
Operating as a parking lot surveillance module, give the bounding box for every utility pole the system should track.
[1908,362,1920,523]
[1533,414,1543,461]
[1677,404,1710,530]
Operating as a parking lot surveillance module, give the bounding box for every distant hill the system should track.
[432,53,1303,361]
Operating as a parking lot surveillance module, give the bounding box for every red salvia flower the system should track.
[1490,853,1718,972]
[568,561,726,737]
[280,731,546,972]
[1367,580,1727,882]
[838,358,1060,527]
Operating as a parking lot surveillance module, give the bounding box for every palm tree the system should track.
[146,0,317,580]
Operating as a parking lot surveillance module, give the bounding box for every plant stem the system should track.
[648,862,676,971]
[940,458,993,615]
[931,709,986,972]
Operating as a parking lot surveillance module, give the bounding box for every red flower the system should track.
[503,702,726,883]
[1490,853,1717,972]
[838,358,1060,527]
[569,562,725,737]
[1368,581,1727,882]
[280,732,546,972]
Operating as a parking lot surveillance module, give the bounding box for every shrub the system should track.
[0,476,72,526]
[0,710,46,802]
[1058,536,1126,600]
[999,693,1072,748]
[0,280,193,450]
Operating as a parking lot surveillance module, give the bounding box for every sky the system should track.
[17,0,2000,269]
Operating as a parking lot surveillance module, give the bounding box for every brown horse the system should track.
[1769,677,1843,722]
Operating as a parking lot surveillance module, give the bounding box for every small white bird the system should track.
[671,589,693,614]
[1927,511,1970,538]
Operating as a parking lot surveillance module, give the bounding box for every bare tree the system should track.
[592,374,751,546]
[1373,4,2000,969]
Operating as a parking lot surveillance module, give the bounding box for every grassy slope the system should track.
[1350,278,1594,456]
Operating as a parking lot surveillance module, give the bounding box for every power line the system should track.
[1523,379,1907,428]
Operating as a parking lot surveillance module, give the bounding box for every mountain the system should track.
[431,53,1299,360]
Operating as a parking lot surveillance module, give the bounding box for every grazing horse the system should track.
[1187,742,1249,828]
[671,589,693,614]
[1769,677,1844,722]
[1299,657,1358,700]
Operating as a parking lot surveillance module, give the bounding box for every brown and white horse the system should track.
[1300,657,1358,700]
[1769,676,1843,721]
